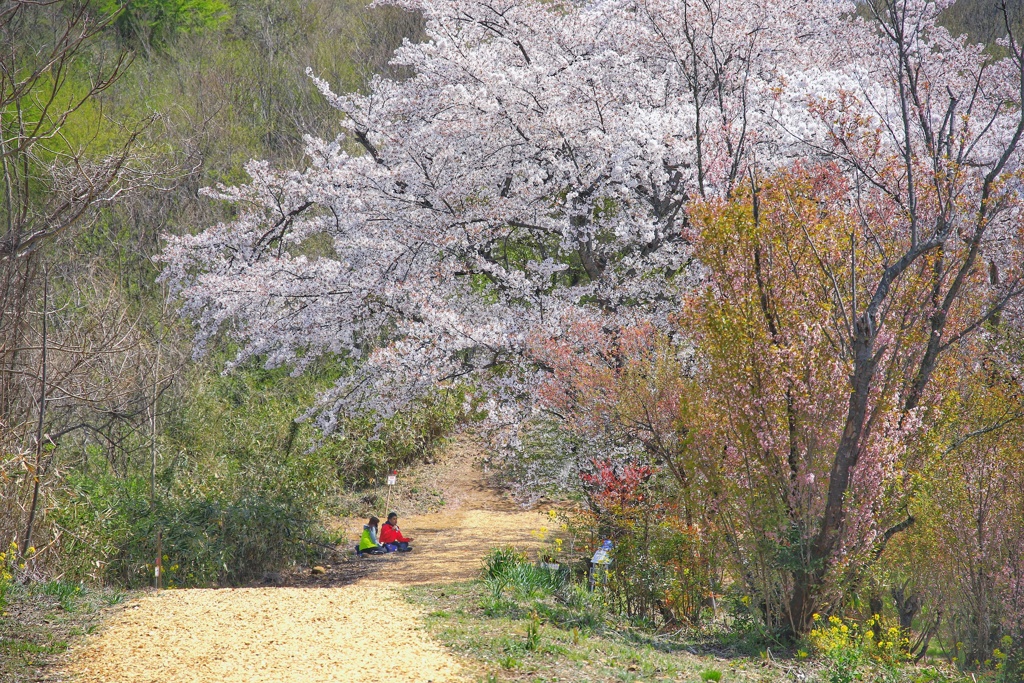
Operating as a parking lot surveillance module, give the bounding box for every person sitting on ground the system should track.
[379,512,413,552]
[357,516,385,556]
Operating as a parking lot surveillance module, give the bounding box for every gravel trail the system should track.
[67,584,464,683]
[63,444,545,683]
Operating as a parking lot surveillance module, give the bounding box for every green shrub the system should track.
[808,615,867,683]
[484,547,529,580]
[98,0,231,49]
[482,547,567,600]
[167,355,468,494]
[50,466,326,587]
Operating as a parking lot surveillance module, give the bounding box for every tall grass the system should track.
[483,547,567,600]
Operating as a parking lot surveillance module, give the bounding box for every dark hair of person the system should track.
[368,516,379,526]
[387,512,398,521]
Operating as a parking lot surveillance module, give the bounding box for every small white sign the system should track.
[387,474,397,486]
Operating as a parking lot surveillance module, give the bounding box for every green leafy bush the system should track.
[98,0,230,49]
[480,546,609,632]
[572,459,720,628]
[484,547,530,580]
[51,467,325,587]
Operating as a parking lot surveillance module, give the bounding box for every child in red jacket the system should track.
[379,512,413,552]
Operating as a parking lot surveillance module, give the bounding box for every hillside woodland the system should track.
[2,0,1024,682]
[0,0,441,591]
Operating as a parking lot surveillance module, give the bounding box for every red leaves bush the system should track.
[576,458,717,626]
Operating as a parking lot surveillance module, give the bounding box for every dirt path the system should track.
[63,442,546,683]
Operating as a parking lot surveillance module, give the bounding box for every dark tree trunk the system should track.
[786,312,880,635]
[892,581,922,630]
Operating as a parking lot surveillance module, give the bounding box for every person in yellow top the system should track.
[357,516,385,556]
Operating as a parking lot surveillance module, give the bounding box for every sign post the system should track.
[155,529,163,591]
[382,470,397,519]
[588,539,613,592]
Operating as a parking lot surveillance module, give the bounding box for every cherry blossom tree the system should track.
[754,0,1024,633]
[162,0,834,432]
[165,0,1024,636]
[685,162,1003,633]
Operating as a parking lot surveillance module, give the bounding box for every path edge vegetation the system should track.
[404,547,997,683]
